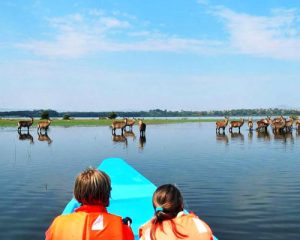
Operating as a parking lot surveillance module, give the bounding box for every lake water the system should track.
[0,123,300,240]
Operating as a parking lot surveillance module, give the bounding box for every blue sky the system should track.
[1,0,300,111]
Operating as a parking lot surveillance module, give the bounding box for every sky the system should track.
[1,0,300,111]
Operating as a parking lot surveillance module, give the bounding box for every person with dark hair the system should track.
[46,168,134,240]
[139,184,213,240]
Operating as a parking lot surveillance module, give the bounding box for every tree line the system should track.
[0,108,300,119]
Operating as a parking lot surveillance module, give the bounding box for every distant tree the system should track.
[63,114,71,120]
[290,114,299,120]
[40,111,50,119]
[108,112,117,119]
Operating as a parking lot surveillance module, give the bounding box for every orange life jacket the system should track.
[139,212,213,240]
[46,205,134,240]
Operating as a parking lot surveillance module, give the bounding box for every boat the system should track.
[63,157,218,240]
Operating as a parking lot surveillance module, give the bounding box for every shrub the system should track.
[63,114,71,120]
[108,112,117,119]
[40,111,50,119]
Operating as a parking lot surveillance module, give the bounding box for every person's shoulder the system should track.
[105,212,123,221]
[178,213,212,234]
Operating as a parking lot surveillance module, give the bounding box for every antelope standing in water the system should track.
[256,117,270,132]
[229,118,244,132]
[269,117,286,133]
[111,118,127,135]
[295,119,300,130]
[284,117,294,132]
[17,117,34,132]
[138,119,146,137]
[248,118,253,131]
[125,118,135,131]
[215,117,229,133]
[37,119,52,133]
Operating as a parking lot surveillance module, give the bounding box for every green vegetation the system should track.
[108,112,117,119]
[0,118,221,127]
[1,108,300,118]
[63,114,71,120]
[40,110,50,119]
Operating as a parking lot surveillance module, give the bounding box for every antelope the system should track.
[138,119,146,137]
[111,118,127,135]
[18,132,34,144]
[17,117,34,132]
[125,118,135,131]
[229,118,244,132]
[284,118,294,132]
[248,118,253,131]
[37,119,52,133]
[274,115,285,123]
[38,132,52,145]
[215,117,229,133]
[256,117,270,132]
[269,118,286,133]
[295,119,300,130]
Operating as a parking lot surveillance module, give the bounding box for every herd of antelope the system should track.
[111,118,146,136]
[17,117,52,133]
[216,116,300,134]
[111,118,147,149]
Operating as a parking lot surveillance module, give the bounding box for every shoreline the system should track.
[0,118,223,127]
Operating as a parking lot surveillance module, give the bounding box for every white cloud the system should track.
[15,10,223,58]
[15,6,300,61]
[214,6,300,60]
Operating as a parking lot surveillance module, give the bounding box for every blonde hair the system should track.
[74,168,111,206]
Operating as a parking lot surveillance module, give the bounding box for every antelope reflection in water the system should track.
[112,134,128,147]
[38,132,53,145]
[139,135,146,150]
[123,130,136,142]
[256,131,271,142]
[216,133,229,145]
[273,132,294,144]
[248,131,253,142]
[230,132,244,142]
[296,129,300,139]
[18,132,34,144]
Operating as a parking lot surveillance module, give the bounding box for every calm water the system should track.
[1,123,300,240]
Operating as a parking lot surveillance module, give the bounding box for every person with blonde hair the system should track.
[46,168,134,240]
[139,184,213,240]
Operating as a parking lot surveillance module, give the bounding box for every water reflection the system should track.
[3,123,300,240]
[248,131,253,142]
[139,135,146,150]
[296,130,300,139]
[273,132,294,144]
[230,132,244,142]
[216,133,229,145]
[112,134,128,147]
[18,132,34,144]
[38,132,53,145]
[256,131,271,141]
[123,130,136,141]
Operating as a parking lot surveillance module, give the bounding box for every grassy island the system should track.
[0,118,221,128]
